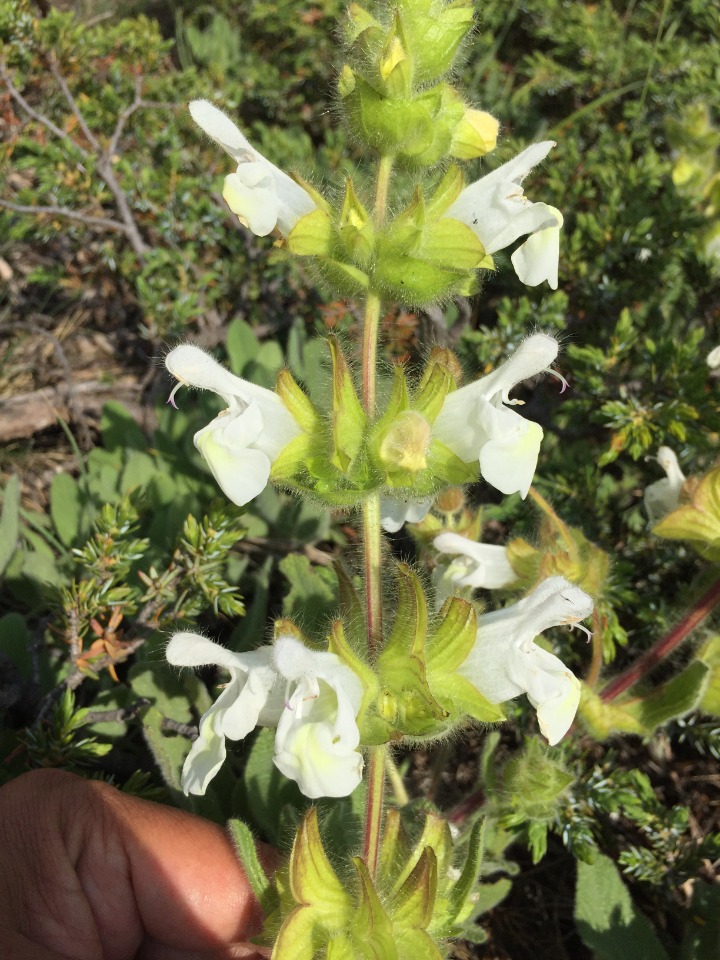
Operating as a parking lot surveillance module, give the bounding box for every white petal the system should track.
[458,576,592,740]
[166,631,250,671]
[447,142,555,214]
[273,635,364,714]
[165,343,277,409]
[432,334,558,467]
[477,403,543,498]
[189,99,316,237]
[189,99,255,162]
[273,720,363,799]
[194,406,273,507]
[380,495,433,532]
[181,706,227,796]
[219,663,278,740]
[224,169,280,237]
[707,345,720,368]
[511,206,563,288]
[446,142,556,253]
[472,333,559,400]
[433,533,517,589]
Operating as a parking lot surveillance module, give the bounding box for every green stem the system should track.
[374,154,393,227]
[363,744,387,878]
[362,292,382,416]
[360,153,394,876]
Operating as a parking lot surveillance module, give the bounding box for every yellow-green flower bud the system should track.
[337,63,356,99]
[344,2,383,48]
[378,410,432,473]
[339,178,374,266]
[378,13,413,99]
[397,0,474,84]
[450,108,499,160]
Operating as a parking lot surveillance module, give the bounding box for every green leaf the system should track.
[101,400,148,451]
[680,883,720,960]
[280,554,338,634]
[575,853,670,960]
[129,662,210,805]
[227,819,277,914]
[225,317,260,375]
[50,472,82,547]
[0,474,21,577]
[237,727,305,845]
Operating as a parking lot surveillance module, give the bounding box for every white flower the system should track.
[458,576,593,744]
[644,446,686,524]
[433,531,517,608]
[445,141,563,288]
[166,633,283,796]
[432,333,561,498]
[167,633,365,799]
[380,495,434,533]
[189,99,316,237]
[166,344,302,507]
[272,636,364,799]
[706,345,720,369]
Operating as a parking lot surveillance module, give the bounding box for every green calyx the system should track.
[271,804,482,960]
[288,167,491,307]
[373,183,490,305]
[270,342,477,506]
[368,352,474,494]
[338,0,481,168]
[345,0,475,88]
[367,563,503,742]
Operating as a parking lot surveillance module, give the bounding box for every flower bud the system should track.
[450,108,499,160]
[378,14,413,98]
[396,0,474,84]
[378,410,432,473]
[339,178,374,266]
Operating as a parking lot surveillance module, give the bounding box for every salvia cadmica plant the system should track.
[163,1,594,956]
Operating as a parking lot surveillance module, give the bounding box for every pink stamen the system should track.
[167,382,182,409]
[546,367,569,394]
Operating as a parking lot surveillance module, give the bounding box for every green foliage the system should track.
[575,852,670,960]
[2,0,720,955]
[23,689,112,770]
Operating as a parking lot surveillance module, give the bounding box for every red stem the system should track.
[600,577,720,702]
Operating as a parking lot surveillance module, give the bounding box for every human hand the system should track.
[0,769,267,960]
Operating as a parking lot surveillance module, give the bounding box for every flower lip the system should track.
[188,99,317,237]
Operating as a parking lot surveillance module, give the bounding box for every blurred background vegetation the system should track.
[1,1,719,957]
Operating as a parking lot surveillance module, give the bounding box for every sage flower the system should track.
[380,494,434,533]
[167,633,365,799]
[166,633,282,796]
[165,344,302,507]
[644,446,686,524]
[433,333,561,498]
[189,99,316,237]
[458,576,593,744]
[445,141,562,288]
[272,636,365,800]
[433,531,517,607]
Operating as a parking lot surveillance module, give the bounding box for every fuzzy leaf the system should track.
[0,474,21,577]
[575,853,670,960]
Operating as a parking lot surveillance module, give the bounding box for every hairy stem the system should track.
[363,745,387,877]
[360,154,394,874]
[600,577,720,701]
